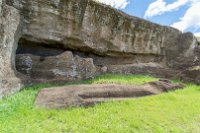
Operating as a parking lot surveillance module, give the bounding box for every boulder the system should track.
[35,80,184,109]
[16,51,96,83]
[179,67,200,84]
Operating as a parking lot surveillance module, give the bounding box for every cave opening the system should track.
[15,37,70,83]
[16,38,66,57]
[15,36,165,84]
[15,37,98,83]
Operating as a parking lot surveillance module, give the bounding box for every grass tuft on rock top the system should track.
[0,74,200,133]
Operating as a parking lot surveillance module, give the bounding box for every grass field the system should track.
[0,74,200,133]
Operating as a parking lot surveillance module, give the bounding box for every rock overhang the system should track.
[0,0,199,98]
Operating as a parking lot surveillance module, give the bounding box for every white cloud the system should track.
[194,32,200,37]
[144,0,190,18]
[95,0,129,9]
[144,0,200,33]
[171,1,200,32]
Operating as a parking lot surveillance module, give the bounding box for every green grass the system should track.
[0,74,200,133]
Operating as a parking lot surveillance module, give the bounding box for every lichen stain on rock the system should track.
[52,69,69,76]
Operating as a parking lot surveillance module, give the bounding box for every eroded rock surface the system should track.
[178,67,200,84]
[0,0,199,97]
[16,51,96,83]
[6,0,198,67]
[35,80,184,109]
[0,0,22,98]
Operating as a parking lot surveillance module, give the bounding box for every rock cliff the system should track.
[0,0,23,98]
[0,0,199,97]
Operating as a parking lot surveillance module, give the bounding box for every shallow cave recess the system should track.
[15,38,67,68]
[15,37,164,83]
[15,37,99,83]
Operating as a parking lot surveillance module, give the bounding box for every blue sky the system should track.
[96,0,200,36]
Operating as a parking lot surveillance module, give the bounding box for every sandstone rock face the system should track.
[166,33,198,69]
[0,0,199,97]
[0,0,22,98]
[11,0,172,56]
[35,80,184,109]
[16,51,96,83]
[178,66,200,84]
[7,0,198,66]
[106,63,180,79]
[197,37,200,43]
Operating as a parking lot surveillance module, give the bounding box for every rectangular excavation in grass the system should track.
[35,79,184,109]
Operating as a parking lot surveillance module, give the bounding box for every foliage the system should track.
[0,74,200,133]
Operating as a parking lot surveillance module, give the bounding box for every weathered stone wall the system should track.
[6,0,198,67]
[197,37,200,42]
[16,51,96,83]
[0,0,199,97]
[9,0,178,56]
[0,0,23,98]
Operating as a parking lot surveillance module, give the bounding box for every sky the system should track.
[95,0,200,36]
